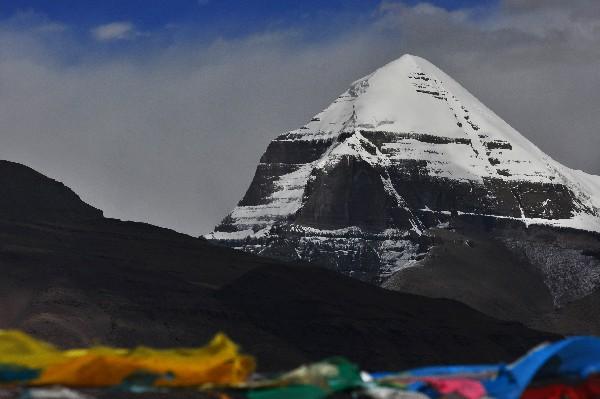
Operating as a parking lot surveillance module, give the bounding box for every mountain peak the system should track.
[383,53,422,66]
[286,52,520,155]
[207,54,600,289]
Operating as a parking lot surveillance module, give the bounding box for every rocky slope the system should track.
[0,160,557,371]
[208,55,600,328]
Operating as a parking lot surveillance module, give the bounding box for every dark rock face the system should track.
[382,223,600,320]
[238,138,334,208]
[0,159,557,371]
[296,156,413,231]
[260,137,334,165]
[208,54,600,334]
[386,164,581,220]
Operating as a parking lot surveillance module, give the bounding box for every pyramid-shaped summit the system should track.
[208,54,600,285]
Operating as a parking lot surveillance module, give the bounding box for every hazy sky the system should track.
[1,0,599,235]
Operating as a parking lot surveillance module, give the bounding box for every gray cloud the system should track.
[0,1,599,235]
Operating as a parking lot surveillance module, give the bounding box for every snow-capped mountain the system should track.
[207,55,600,319]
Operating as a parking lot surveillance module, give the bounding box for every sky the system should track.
[1,0,599,235]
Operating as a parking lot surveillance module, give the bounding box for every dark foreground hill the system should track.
[0,160,556,371]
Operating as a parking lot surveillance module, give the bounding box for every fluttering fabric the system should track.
[521,375,600,399]
[246,357,362,399]
[484,336,600,399]
[371,336,600,399]
[0,330,254,387]
[2,331,600,399]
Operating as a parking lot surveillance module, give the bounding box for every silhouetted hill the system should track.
[0,160,103,222]
[0,160,556,371]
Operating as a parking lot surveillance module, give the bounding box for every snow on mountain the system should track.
[206,54,600,315]
[209,54,600,242]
